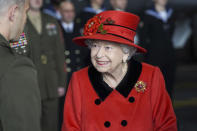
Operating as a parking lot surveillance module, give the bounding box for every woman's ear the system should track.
[131,47,137,55]
[8,5,18,22]
[122,47,137,62]
[122,53,129,63]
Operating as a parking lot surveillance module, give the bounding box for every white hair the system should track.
[0,0,25,14]
[120,44,137,60]
[85,39,137,60]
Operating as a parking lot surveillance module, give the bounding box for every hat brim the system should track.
[73,34,147,53]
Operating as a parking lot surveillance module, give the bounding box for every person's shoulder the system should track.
[142,62,155,69]
[42,13,62,32]
[71,66,89,79]
[143,6,157,18]
[0,56,38,100]
[141,62,158,74]
[74,66,89,76]
[0,53,35,79]
[142,62,164,78]
[42,12,58,23]
[11,55,35,69]
[69,67,89,85]
[0,48,15,77]
[10,56,35,75]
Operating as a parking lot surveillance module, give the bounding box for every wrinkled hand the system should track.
[58,87,66,97]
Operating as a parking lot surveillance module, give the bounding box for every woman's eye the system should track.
[91,44,97,48]
[105,46,112,50]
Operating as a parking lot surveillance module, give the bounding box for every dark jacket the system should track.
[139,6,176,97]
[0,34,41,131]
[139,6,175,65]
[76,6,105,28]
[26,13,66,100]
[58,20,90,84]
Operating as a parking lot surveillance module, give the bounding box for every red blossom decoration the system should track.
[83,16,115,36]
[104,17,115,24]
[83,16,101,36]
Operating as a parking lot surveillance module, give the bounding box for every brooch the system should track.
[135,81,146,93]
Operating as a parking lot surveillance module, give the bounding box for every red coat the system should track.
[62,60,177,131]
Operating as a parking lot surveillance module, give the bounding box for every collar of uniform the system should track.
[0,33,9,48]
[88,59,142,101]
[61,21,74,32]
[84,6,105,14]
[145,6,173,23]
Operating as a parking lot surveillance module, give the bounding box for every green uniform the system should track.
[0,34,41,131]
[26,13,66,131]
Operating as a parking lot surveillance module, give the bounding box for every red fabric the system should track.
[73,33,146,53]
[62,63,177,131]
[99,10,140,30]
[103,25,136,41]
[73,10,147,53]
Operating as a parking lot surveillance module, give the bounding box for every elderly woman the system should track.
[62,10,177,131]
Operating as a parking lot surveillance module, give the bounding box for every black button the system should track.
[121,120,127,127]
[95,99,101,105]
[128,97,135,103]
[104,121,111,128]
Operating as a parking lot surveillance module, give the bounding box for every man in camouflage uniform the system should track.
[0,0,41,131]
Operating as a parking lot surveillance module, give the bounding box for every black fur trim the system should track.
[88,59,142,100]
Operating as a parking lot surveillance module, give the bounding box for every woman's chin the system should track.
[94,66,110,73]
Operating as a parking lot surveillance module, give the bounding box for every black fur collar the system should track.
[88,59,142,101]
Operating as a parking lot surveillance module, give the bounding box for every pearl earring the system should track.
[122,59,126,63]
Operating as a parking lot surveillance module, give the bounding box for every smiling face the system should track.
[60,1,75,23]
[89,40,129,74]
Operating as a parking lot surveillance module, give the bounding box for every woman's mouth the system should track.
[96,60,109,66]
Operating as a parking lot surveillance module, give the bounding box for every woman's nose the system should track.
[96,47,105,58]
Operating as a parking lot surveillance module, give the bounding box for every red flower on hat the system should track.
[103,17,115,24]
[83,16,102,36]
[83,16,115,36]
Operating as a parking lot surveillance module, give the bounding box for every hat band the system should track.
[105,33,134,43]
[102,25,136,42]
[103,24,136,32]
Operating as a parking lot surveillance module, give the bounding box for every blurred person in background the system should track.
[139,0,176,99]
[68,0,88,14]
[76,0,105,29]
[43,0,62,20]
[0,0,41,131]
[26,0,66,131]
[109,0,128,11]
[59,0,90,87]
[58,0,90,129]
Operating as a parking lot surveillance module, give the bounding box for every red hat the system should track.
[73,10,147,53]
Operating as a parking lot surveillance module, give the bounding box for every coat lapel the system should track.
[88,64,113,101]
